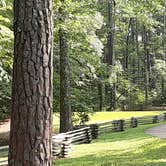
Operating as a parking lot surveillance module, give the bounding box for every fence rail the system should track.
[1,112,165,163]
[52,112,166,158]
[52,126,91,158]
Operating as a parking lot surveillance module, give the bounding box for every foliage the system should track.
[0,0,166,121]
[0,0,13,119]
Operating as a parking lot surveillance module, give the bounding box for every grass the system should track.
[53,111,164,132]
[0,111,165,165]
[87,111,163,124]
[55,122,166,166]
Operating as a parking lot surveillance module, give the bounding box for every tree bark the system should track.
[9,0,53,165]
[106,0,114,66]
[161,0,166,101]
[98,81,103,111]
[59,0,72,133]
[143,28,149,108]
[124,18,132,70]
[59,28,72,133]
[106,0,116,111]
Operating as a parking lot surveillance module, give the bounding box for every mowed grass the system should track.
[55,122,166,166]
[53,111,163,132]
[87,111,163,123]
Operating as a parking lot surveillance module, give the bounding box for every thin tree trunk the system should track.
[106,0,116,110]
[143,28,149,108]
[161,0,166,101]
[136,19,140,80]
[59,28,72,133]
[106,0,114,65]
[59,0,72,132]
[9,0,53,165]
[124,18,132,70]
[98,81,103,111]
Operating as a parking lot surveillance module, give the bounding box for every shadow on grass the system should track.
[55,144,166,166]
[55,123,166,166]
[96,123,166,143]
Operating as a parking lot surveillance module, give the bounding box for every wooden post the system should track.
[112,120,125,132]
[152,115,159,123]
[90,124,99,139]
[164,113,166,121]
[61,136,71,158]
[112,120,118,131]
[131,117,138,128]
[119,119,125,131]
[85,127,92,143]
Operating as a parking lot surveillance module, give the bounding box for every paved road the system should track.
[145,124,166,139]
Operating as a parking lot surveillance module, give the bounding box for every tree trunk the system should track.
[59,28,72,133]
[143,28,149,108]
[161,0,166,101]
[106,0,116,111]
[124,18,132,70]
[59,0,72,133]
[98,81,103,111]
[9,0,53,165]
[106,0,114,65]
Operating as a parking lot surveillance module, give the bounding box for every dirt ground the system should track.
[0,120,10,146]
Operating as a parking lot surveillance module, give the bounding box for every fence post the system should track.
[112,120,125,132]
[112,120,118,131]
[90,124,99,139]
[131,117,138,128]
[61,136,71,158]
[119,119,125,131]
[164,113,166,121]
[85,127,92,143]
[152,115,159,123]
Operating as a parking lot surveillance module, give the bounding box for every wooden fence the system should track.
[52,112,166,158]
[52,127,91,158]
[0,113,165,163]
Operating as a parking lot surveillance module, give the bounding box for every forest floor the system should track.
[0,120,10,165]
[0,119,10,146]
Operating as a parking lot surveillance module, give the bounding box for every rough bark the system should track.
[161,1,166,101]
[143,28,149,108]
[59,28,72,133]
[105,0,116,111]
[98,81,103,111]
[106,0,114,66]
[124,18,132,70]
[59,0,72,133]
[9,0,53,165]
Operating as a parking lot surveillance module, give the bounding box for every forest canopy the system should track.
[0,0,166,122]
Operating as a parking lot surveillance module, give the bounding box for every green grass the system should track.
[0,122,165,165]
[87,111,163,124]
[53,111,164,132]
[55,122,166,166]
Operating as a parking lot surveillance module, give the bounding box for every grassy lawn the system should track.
[53,111,164,132]
[0,111,165,165]
[55,122,166,166]
[87,111,163,123]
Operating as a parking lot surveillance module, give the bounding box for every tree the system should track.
[58,0,72,133]
[59,25,72,133]
[8,0,53,165]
